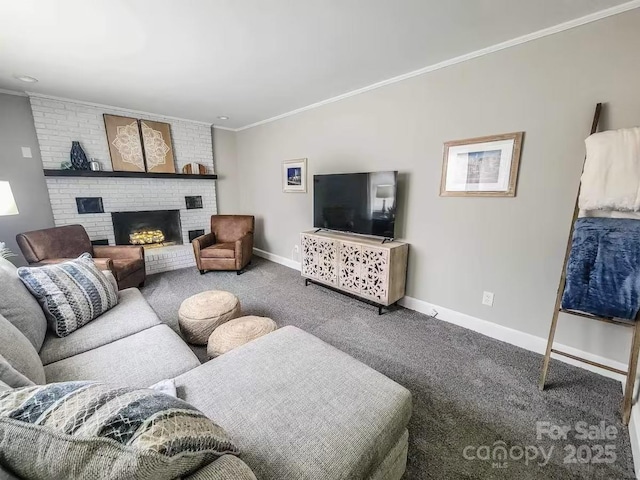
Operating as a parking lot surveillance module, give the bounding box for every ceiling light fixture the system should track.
[217,116,229,120]
[14,74,38,83]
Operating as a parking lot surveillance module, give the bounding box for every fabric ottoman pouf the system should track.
[179,290,241,345]
[207,316,277,358]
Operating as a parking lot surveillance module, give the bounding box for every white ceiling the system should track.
[0,0,634,129]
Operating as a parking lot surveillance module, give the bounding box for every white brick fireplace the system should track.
[30,94,217,274]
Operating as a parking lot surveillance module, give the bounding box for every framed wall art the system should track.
[283,158,307,193]
[440,132,524,197]
[104,114,146,172]
[140,119,176,173]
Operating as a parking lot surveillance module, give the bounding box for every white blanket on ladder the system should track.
[579,127,640,212]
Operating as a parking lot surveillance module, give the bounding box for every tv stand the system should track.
[300,230,409,314]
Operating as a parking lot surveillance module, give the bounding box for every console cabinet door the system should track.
[316,238,338,285]
[338,241,362,294]
[301,234,316,278]
[302,234,338,285]
[360,246,389,303]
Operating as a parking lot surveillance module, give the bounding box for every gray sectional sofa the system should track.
[0,257,412,479]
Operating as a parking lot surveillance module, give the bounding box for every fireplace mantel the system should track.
[43,169,218,180]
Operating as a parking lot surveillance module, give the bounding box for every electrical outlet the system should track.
[21,147,32,158]
[293,245,299,254]
[482,291,494,306]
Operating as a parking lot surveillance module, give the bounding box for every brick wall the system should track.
[29,94,217,273]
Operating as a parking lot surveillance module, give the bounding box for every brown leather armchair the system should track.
[192,215,254,275]
[16,224,146,290]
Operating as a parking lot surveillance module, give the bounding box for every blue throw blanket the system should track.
[562,217,640,319]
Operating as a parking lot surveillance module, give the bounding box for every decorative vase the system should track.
[70,141,89,170]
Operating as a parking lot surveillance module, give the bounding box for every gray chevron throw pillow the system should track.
[17,253,118,337]
[0,381,239,480]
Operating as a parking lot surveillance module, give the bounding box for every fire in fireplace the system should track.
[112,210,182,248]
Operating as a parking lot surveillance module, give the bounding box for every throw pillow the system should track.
[102,269,119,293]
[0,382,239,480]
[17,253,119,337]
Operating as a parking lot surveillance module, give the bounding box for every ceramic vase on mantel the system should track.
[70,141,90,170]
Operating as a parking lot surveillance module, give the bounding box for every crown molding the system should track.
[0,88,27,97]
[236,0,640,131]
[25,92,214,127]
[212,125,237,132]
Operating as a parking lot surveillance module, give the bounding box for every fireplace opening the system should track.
[112,210,182,248]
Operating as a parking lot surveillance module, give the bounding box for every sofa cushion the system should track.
[185,455,257,480]
[112,258,145,281]
[39,288,162,365]
[17,253,119,337]
[0,381,239,480]
[200,243,235,259]
[174,326,412,480]
[0,314,46,386]
[44,325,201,388]
[0,353,34,388]
[0,258,47,350]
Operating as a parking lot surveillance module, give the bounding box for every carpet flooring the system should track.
[141,257,635,479]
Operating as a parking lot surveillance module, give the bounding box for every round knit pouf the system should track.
[207,316,277,358]
[178,290,241,345]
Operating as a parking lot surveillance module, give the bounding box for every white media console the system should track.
[300,230,409,314]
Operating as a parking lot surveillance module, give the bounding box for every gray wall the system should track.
[235,10,640,363]
[0,93,54,265]
[212,128,240,214]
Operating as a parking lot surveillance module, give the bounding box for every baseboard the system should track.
[253,248,301,271]
[399,295,627,383]
[254,246,637,475]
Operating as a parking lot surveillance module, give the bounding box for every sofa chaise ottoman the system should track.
[0,257,412,479]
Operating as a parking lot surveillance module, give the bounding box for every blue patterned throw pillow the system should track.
[17,253,118,337]
[0,381,239,480]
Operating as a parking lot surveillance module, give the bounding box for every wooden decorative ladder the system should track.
[539,103,640,426]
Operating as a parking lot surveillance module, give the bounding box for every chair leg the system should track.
[622,322,640,425]
[199,269,205,275]
[539,309,561,391]
[237,269,243,276]
[139,281,145,288]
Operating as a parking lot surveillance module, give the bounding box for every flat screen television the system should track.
[313,171,398,238]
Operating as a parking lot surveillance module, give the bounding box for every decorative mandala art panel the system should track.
[140,119,175,173]
[339,242,361,293]
[104,114,145,172]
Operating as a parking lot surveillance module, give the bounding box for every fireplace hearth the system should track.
[112,210,182,248]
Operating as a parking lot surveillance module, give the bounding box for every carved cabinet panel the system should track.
[301,234,337,285]
[338,242,362,293]
[360,246,389,301]
[301,234,316,278]
[301,231,407,306]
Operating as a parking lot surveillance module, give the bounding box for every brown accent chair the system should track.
[192,215,254,275]
[16,224,146,290]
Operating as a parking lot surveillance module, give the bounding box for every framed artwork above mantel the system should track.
[440,132,524,197]
[104,114,176,174]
